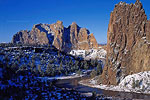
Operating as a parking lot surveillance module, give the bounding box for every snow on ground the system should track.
[39,69,92,81]
[79,71,150,94]
[70,48,106,60]
[39,74,84,81]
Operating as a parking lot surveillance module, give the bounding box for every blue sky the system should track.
[0,0,149,44]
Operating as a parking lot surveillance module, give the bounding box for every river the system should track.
[55,76,150,100]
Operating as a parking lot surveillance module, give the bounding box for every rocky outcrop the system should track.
[101,0,150,85]
[12,21,98,52]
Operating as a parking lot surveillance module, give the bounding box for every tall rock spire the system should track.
[101,0,150,85]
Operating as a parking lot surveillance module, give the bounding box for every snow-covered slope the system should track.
[80,71,150,94]
[70,48,106,60]
[119,71,150,93]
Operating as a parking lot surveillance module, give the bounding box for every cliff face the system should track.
[102,0,150,85]
[12,21,98,52]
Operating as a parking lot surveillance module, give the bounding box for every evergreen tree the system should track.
[91,60,96,67]
[55,58,58,63]
[75,60,79,66]
[46,63,53,76]
[17,57,21,64]
[32,54,36,61]
[4,55,9,63]
[65,69,68,75]
[58,61,63,75]
[60,61,63,69]
[96,63,103,75]
[69,59,73,66]
[38,64,42,74]
[84,61,89,70]
[76,69,82,75]
[41,59,46,65]
[31,60,36,72]
[74,61,79,70]
[11,61,19,71]
[49,59,54,64]
[20,64,27,71]
[90,69,97,78]
[58,51,60,58]
[26,54,29,59]
[33,67,38,74]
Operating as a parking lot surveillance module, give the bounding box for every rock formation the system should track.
[12,21,98,52]
[101,0,150,85]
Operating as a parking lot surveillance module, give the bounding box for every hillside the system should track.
[0,43,105,99]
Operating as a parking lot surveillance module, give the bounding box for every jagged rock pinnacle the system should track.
[136,0,140,3]
[101,0,149,85]
[12,21,98,52]
[56,20,63,25]
[71,22,77,25]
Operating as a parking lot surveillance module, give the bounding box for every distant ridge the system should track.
[12,21,98,52]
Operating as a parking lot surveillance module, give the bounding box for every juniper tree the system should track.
[32,54,36,61]
[76,69,82,75]
[4,55,10,64]
[41,59,46,65]
[69,59,73,67]
[75,60,79,66]
[58,61,63,75]
[38,64,42,74]
[57,51,60,58]
[49,59,54,64]
[33,67,38,74]
[46,63,53,76]
[96,63,103,75]
[84,61,89,70]
[11,61,19,71]
[17,57,21,64]
[90,69,97,78]
[20,64,27,71]
[74,61,79,70]
[30,60,36,72]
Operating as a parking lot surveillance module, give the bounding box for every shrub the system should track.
[46,63,53,76]
[38,65,42,73]
[84,61,89,70]
[135,80,140,88]
[76,69,82,75]
[96,63,103,75]
[90,69,97,78]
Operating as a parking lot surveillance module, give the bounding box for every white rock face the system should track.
[70,48,107,60]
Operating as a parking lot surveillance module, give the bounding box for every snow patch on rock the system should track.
[70,48,106,60]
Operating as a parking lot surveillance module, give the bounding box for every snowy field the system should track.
[79,71,150,94]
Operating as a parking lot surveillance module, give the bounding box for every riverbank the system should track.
[38,69,92,81]
[54,74,131,100]
[79,71,150,95]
